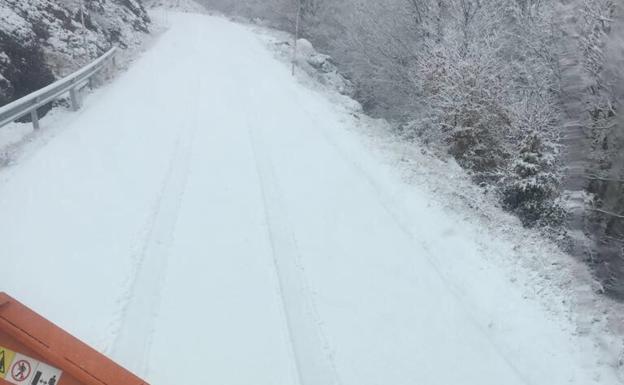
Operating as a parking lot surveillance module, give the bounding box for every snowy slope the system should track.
[0,11,622,385]
[0,0,150,106]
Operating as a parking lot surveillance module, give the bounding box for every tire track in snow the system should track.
[108,85,199,376]
[246,100,342,385]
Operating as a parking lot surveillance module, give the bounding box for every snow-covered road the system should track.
[1,12,620,385]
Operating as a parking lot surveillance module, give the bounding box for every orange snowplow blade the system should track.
[0,292,148,385]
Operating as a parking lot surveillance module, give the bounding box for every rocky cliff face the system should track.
[0,0,150,106]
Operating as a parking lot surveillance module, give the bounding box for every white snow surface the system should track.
[144,0,206,13]
[1,11,623,385]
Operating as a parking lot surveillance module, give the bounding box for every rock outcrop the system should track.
[0,0,150,106]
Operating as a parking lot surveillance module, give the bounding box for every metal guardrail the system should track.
[0,47,118,130]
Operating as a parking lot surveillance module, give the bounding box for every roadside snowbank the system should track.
[144,0,207,14]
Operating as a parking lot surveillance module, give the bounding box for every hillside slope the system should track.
[0,0,150,106]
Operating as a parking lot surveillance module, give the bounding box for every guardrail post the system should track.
[69,87,80,111]
[30,110,40,130]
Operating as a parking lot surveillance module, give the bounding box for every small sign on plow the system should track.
[1,346,61,385]
[0,293,148,385]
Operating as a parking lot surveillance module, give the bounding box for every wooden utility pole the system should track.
[292,0,302,76]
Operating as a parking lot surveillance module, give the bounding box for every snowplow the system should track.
[0,293,147,385]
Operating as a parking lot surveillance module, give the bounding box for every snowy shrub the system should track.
[414,45,511,181]
[502,135,565,227]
